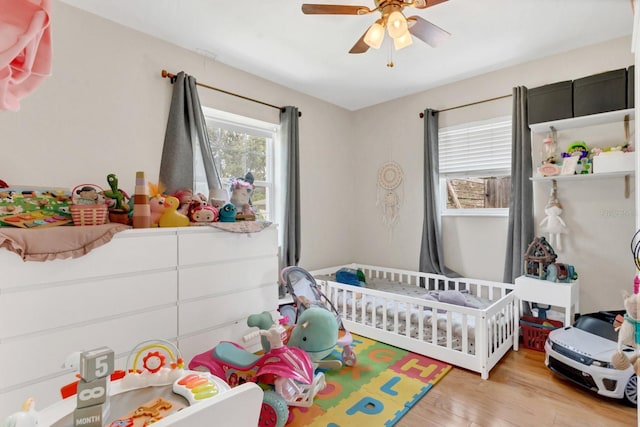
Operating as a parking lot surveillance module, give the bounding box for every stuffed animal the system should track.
[73,185,103,205]
[189,205,218,224]
[229,173,255,218]
[287,307,338,362]
[149,195,168,227]
[421,289,484,309]
[218,203,237,222]
[612,290,640,374]
[539,202,567,251]
[173,189,207,216]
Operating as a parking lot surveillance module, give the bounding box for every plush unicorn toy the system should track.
[2,398,39,427]
[229,173,255,217]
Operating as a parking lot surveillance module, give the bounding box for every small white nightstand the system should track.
[513,275,579,350]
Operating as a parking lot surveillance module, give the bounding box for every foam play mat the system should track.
[288,334,452,426]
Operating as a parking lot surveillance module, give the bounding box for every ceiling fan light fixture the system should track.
[364,20,385,49]
[387,10,408,39]
[393,31,413,50]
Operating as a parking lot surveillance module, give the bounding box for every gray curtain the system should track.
[503,86,534,283]
[159,71,221,195]
[280,106,301,269]
[419,109,457,277]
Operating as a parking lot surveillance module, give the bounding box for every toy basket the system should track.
[519,315,563,352]
[70,184,108,226]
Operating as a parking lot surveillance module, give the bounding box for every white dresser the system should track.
[0,225,279,413]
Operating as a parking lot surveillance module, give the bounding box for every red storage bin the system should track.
[519,315,563,352]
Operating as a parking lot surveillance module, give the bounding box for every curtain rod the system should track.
[161,69,302,117]
[419,93,512,118]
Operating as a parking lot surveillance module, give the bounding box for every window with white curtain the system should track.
[194,107,277,221]
[439,116,512,216]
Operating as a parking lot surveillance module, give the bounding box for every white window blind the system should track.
[439,116,512,175]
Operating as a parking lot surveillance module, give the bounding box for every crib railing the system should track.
[311,264,517,379]
[313,263,514,301]
[319,279,482,355]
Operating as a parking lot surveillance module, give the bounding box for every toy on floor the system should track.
[612,284,640,374]
[189,314,326,427]
[287,307,345,370]
[2,340,233,427]
[612,231,640,374]
[280,266,357,368]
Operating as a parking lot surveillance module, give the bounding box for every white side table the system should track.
[513,275,579,351]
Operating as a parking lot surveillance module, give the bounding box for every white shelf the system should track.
[531,170,634,198]
[529,108,634,133]
[531,170,633,182]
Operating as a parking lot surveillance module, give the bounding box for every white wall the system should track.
[0,2,635,312]
[352,36,635,312]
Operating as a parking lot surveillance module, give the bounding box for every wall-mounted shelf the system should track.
[531,171,633,182]
[529,108,634,133]
[531,171,634,198]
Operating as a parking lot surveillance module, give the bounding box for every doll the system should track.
[539,182,567,251]
[539,201,567,251]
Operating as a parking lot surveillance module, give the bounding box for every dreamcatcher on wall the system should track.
[376,161,404,230]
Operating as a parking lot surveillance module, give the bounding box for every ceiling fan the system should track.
[301,0,451,54]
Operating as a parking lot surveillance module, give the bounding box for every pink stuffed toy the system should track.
[149,195,168,227]
[189,205,219,225]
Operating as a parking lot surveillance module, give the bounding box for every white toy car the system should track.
[544,311,637,406]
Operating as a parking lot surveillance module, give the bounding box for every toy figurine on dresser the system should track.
[229,172,256,221]
[158,196,190,227]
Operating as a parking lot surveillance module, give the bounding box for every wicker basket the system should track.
[519,315,563,352]
[70,184,108,226]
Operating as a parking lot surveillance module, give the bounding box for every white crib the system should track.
[310,264,517,379]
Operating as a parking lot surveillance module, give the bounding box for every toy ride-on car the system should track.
[544,310,637,406]
[189,319,326,427]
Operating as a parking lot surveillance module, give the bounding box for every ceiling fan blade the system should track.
[301,4,371,15]
[407,15,451,47]
[349,26,371,54]
[410,0,449,10]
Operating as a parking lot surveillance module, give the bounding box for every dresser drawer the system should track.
[178,226,277,265]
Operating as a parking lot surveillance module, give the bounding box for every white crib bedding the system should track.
[332,288,478,353]
[364,277,495,309]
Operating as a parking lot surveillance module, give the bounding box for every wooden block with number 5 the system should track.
[80,346,114,382]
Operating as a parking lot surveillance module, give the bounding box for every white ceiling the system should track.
[58,0,635,111]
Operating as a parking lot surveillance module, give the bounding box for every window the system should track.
[195,107,278,221]
[439,116,512,216]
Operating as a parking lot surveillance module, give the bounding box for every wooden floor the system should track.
[397,347,637,427]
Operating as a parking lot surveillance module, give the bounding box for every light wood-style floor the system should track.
[398,347,637,427]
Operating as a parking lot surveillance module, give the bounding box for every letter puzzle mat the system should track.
[288,334,452,426]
